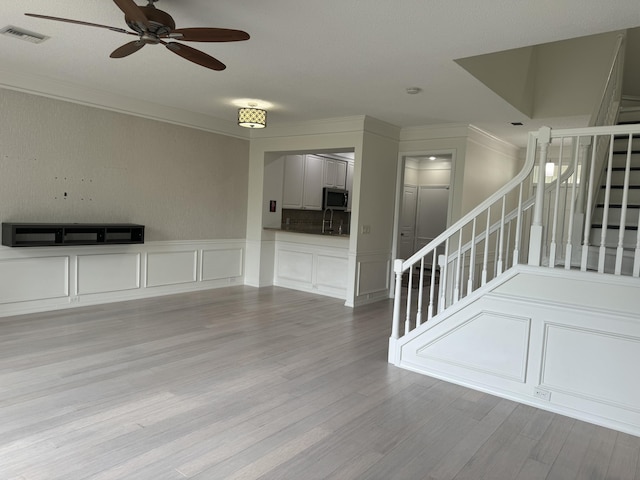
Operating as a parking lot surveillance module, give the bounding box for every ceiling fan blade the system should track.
[165,42,226,71]
[25,13,135,35]
[112,0,149,29]
[110,40,145,58]
[169,28,250,42]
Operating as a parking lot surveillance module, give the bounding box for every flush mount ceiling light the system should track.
[238,103,267,129]
[406,87,422,95]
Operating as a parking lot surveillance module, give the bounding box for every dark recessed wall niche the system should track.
[1,223,145,247]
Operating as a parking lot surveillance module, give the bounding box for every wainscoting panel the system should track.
[0,256,69,304]
[77,253,140,294]
[0,240,245,317]
[316,254,348,290]
[356,254,390,303]
[276,249,313,283]
[146,250,198,287]
[541,324,640,412]
[417,311,530,382]
[202,248,243,281]
[273,233,349,300]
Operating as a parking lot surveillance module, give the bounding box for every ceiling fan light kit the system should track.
[25,0,250,71]
[238,107,267,129]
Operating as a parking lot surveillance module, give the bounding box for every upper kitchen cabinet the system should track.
[346,162,354,211]
[282,154,305,208]
[282,154,323,210]
[323,159,347,189]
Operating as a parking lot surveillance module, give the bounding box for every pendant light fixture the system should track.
[238,103,267,128]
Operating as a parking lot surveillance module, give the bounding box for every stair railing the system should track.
[390,123,640,361]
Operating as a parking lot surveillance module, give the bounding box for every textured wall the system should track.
[0,88,249,240]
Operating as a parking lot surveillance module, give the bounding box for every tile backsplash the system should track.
[282,209,350,234]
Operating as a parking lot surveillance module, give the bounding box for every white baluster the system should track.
[439,239,449,313]
[615,134,633,275]
[513,183,523,265]
[565,136,583,269]
[598,135,615,273]
[405,264,413,335]
[497,196,506,274]
[427,247,437,320]
[467,218,477,294]
[391,259,403,340]
[454,231,463,302]
[482,207,491,285]
[416,257,425,326]
[581,135,598,271]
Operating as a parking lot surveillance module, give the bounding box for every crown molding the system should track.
[0,68,249,139]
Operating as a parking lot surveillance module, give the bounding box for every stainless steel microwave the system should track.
[322,187,349,210]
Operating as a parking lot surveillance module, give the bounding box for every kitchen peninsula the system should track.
[267,211,350,300]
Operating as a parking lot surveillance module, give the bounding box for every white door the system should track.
[416,186,449,251]
[399,185,418,259]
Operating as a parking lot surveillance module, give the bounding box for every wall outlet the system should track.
[533,387,551,401]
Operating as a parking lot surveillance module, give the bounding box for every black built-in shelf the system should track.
[1,223,145,247]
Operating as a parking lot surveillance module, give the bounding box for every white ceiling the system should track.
[2,0,640,146]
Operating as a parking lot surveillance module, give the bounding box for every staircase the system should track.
[387,122,640,437]
[590,103,640,269]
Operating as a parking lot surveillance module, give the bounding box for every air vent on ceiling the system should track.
[1,25,49,44]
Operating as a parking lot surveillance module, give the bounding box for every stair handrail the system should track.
[399,130,541,271]
[445,143,583,266]
[589,33,625,127]
[390,130,543,344]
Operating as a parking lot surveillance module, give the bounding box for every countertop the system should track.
[264,226,350,237]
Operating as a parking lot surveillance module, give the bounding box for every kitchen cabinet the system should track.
[303,155,324,209]
[282,154,305,208]
[323,159,347,189]
[282,154,323,210]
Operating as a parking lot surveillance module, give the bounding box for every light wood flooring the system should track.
[0,286,639,479]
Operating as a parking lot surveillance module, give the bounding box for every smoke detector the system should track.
[1,25,49,44]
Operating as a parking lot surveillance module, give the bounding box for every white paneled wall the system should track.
[395,266,640,437]
[0,240,244,317]
[273,232,349,300]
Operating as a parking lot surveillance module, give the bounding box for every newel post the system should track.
[528,126,551,266]
[388,259,404,364]
[391,259,404,340]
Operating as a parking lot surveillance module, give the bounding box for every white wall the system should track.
[399,124,521,223]
[0,88,250,240]
[0,88,249,316]
[461,127,522,216]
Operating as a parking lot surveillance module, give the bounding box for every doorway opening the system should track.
[398,153,453,262]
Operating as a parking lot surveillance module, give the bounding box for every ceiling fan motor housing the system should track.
[127,5,175,36]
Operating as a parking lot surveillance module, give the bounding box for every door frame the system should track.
[390,149,457,298]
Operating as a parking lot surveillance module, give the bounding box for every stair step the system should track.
[596,204,640,208]
[589,227,639,249]
[611,152,640,168]
[601,185,640,189]
[591,224,638,231]
[605,170,640,184]
[592,206,640,227]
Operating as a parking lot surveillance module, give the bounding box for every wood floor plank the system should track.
[605,433,640,480]
[0,286,637,479]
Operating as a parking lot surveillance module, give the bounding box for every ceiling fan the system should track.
[25,0,250,71]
